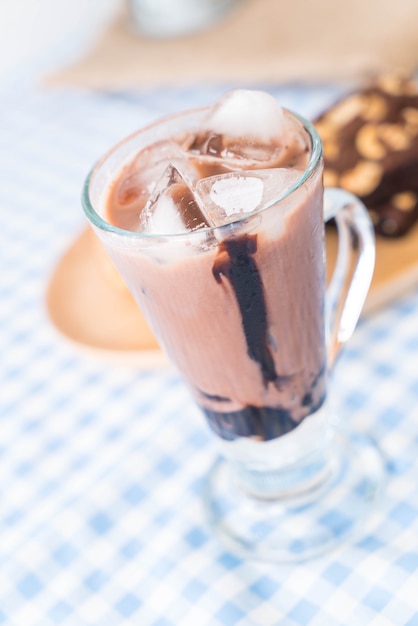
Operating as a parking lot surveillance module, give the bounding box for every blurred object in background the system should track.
[0,0,119,82]
[127,0,243,38]
[46,0,418,90]
[315,75,418,238]
[2,0,418,93]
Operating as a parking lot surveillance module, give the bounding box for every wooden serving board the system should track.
[46,225,418,366]
[46,227,166,367]
[326,223,418,314]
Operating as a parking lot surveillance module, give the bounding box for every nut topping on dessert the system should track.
[315,76,418,237]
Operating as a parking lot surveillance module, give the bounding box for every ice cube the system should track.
[115,170,152,207]
[186,89,309,169]
[139,163,212,235]
[116,140,190,206]
[205,89,287,144]
[195,168,301,226]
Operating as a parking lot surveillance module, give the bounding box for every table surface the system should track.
[1,82,418,626]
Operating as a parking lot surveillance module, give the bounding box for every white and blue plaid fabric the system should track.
[1,82,418,625]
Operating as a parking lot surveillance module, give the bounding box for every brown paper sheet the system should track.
[46,0,418,89]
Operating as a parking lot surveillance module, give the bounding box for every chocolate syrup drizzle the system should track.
[199,234,325,441]
[212,235,278,387]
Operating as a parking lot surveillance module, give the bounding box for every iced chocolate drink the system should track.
[104,90,326,442]
[83,90,381,562]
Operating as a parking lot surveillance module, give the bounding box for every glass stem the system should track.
[230,421,336,501]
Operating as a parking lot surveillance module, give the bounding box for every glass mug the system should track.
[82,105,384,562]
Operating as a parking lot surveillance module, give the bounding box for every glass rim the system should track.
[81,106,323,240]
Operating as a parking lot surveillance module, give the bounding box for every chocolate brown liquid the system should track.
[105,120,326,441]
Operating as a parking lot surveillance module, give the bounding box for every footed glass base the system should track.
[204,428,384,562]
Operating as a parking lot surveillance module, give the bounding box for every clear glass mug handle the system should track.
[324,187,376,367]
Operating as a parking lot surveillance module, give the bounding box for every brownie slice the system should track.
[314,75,418,237]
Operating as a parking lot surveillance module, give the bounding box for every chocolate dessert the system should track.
[315,75,418,237]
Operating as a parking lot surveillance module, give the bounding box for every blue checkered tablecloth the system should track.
[1,82,418,626]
